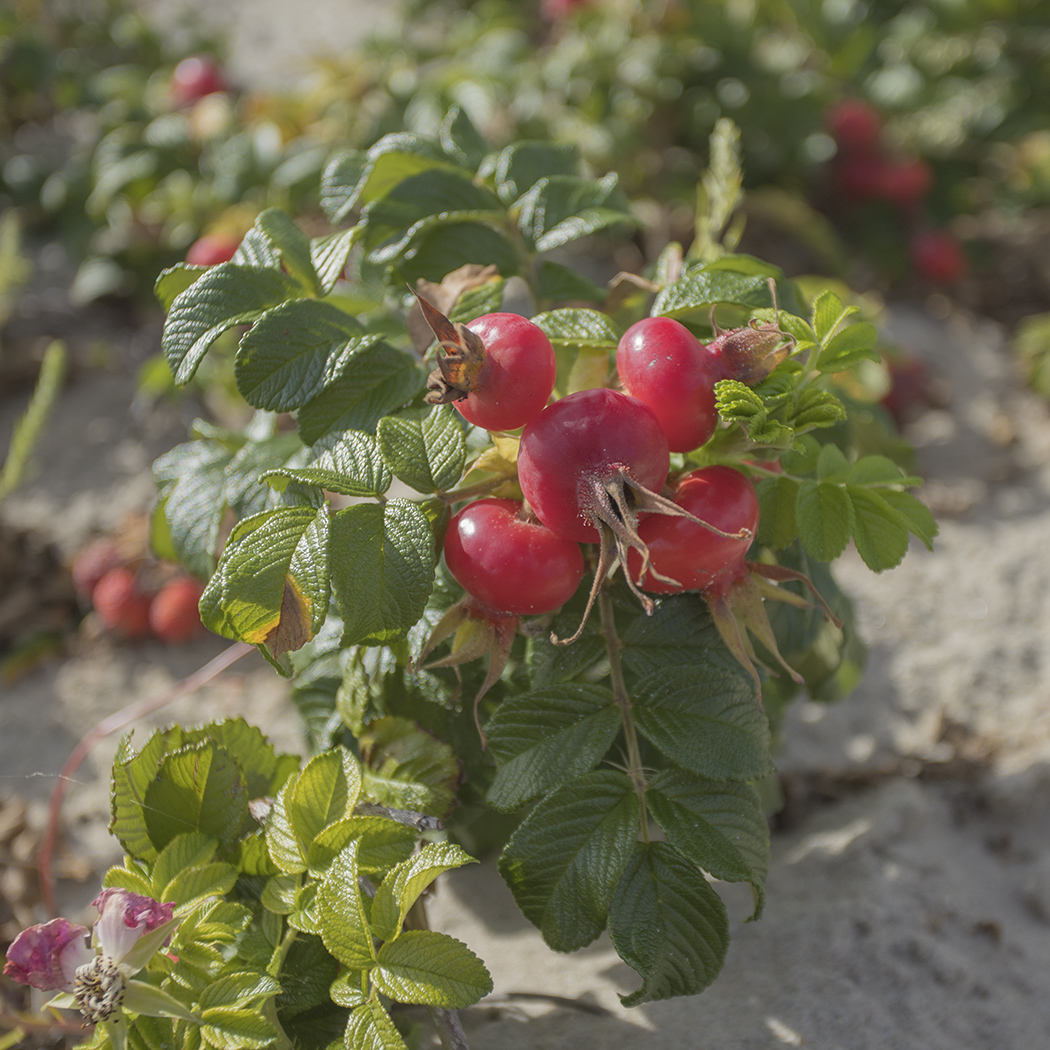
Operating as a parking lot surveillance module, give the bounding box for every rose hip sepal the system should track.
[705,285,795,386]
[4,887,195,1031]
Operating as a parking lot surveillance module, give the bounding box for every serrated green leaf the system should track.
[377,406,466,493]
[264,429,392,498]
[536,261,605,305]
[320,149,368,223]
[329,974,368,1010]
[199,1007,277,1050]
[609,842,729,1006]
[111,728,184,863]
[151,833,218,899]
[397,220,521,284]
[847,486,911,572]
[199,506,328,654]
[296,342,425,446]
[318,841,376,970]
[265,778,306,874]
[163,265,302,385]
[494,140,579,205]
[289,747,363,850]
[143,742,249,854]
[647,769,770,919]
[793,387,848,431]
[485,685,621,811]
[652,269,772,319]
[276,934,340,1020]
[621,594,727,678]
[447,277,506,323]
[755,475,799,549]
[373,931,491,1008]
[198,973,281,1010]
[879,489,938,549]
[289,879,321,935]
[261,873,300,915]
[233,223,282,270]
[498,771,638,952]
[531,308,623,351]
[371,843,477,943]
[344,998,409,1050]
[311,226,362,294]
[816,443,851,481]
[811,290,856,343]
[359,717,459,819]
[440,105,487,169]
[847,455,920,488]
[817,320,880,373]
[305,815,416,876]
[795,479,854,561]
[163,863,239,913]
[330,500,435,647]
[526,622,605,689]
[183,717,299,800]
[155,264,207,312]
[517,173,636,252]
[631,666,770,780]
[257,209,319,295]
[234,299,372,411]
[782,433,821,474]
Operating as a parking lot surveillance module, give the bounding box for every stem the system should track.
[267,924,298,977]
[439,476,510,504]
[597,584,649,843]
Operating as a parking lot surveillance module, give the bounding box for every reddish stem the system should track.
[37,641,253,915]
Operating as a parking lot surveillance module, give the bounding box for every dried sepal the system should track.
[412,290,489,405]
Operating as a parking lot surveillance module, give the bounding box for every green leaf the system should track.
[531,308,623,351]
[817,321,880,373]
[289,746,363,850]
[199,506,329,654]
[373,931,492,1008]
[163,264,302,385]
[536,261,605,304]
[879,489,938,550]
[620,594,727,678]
[371,842,478,943]
[155,264,207,313]
[795,479,854,561]
[631,666,770,781]
[815,441,851,481]
[318,841,376,970]
[847,455,920,488]
[652,268,772,319]
[360,717,459,819]
[397,220,521,284]
[111,728,184,862]
[847,486,911,572]
[344,998,409,1050]
[755,476,799,549]
[440,105,488,169]
[517,173,636,252]
[647,769,770,919]
[609,842,729,1006]
[376,406,466,493]
[183,717,299,800]
[311,226,363,294]
[264,430,392,498]
[198,973,281,1010]
[142,741,249,854]
[151,832,217,899]
[256,209,319,295]
[162,862,239,913]
[498,771,638,952]
[266,775,306,874]
[305,815,416,876]
[330,500,435,648]
[296,342,425,446]
[485,685,621,811]
[448,278,507,323]
[811,290,856,343]
[199,1007,277,1050]
[233,299,373,411]
[320,149,369,223]
[493,140,579,205]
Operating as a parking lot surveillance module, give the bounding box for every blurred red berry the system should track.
[185,234,240,267]
[881,354,930,426]
[878,159,934,210]
[542,0,591,18]
[92,568,153,639]
[71,538,124,599]
[825,98,883,154]
[831,154,890,202]
[170,55,228,108]
[149,577,206,643]
[911,230,967,283]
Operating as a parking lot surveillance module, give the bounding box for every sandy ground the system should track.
[3,3,1050,1047]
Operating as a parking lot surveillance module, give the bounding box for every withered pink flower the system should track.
[4,888,178,1024]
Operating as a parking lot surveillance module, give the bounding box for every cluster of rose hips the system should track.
[419,298,817,718]
[72,537,206,645]
[825,98,967,285]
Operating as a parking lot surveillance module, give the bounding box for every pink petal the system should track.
[91,889,175,963]
[3,919,91,991]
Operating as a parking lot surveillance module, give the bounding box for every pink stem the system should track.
[38,641,253,915]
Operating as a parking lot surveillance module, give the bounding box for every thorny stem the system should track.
[598,584,649,844]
